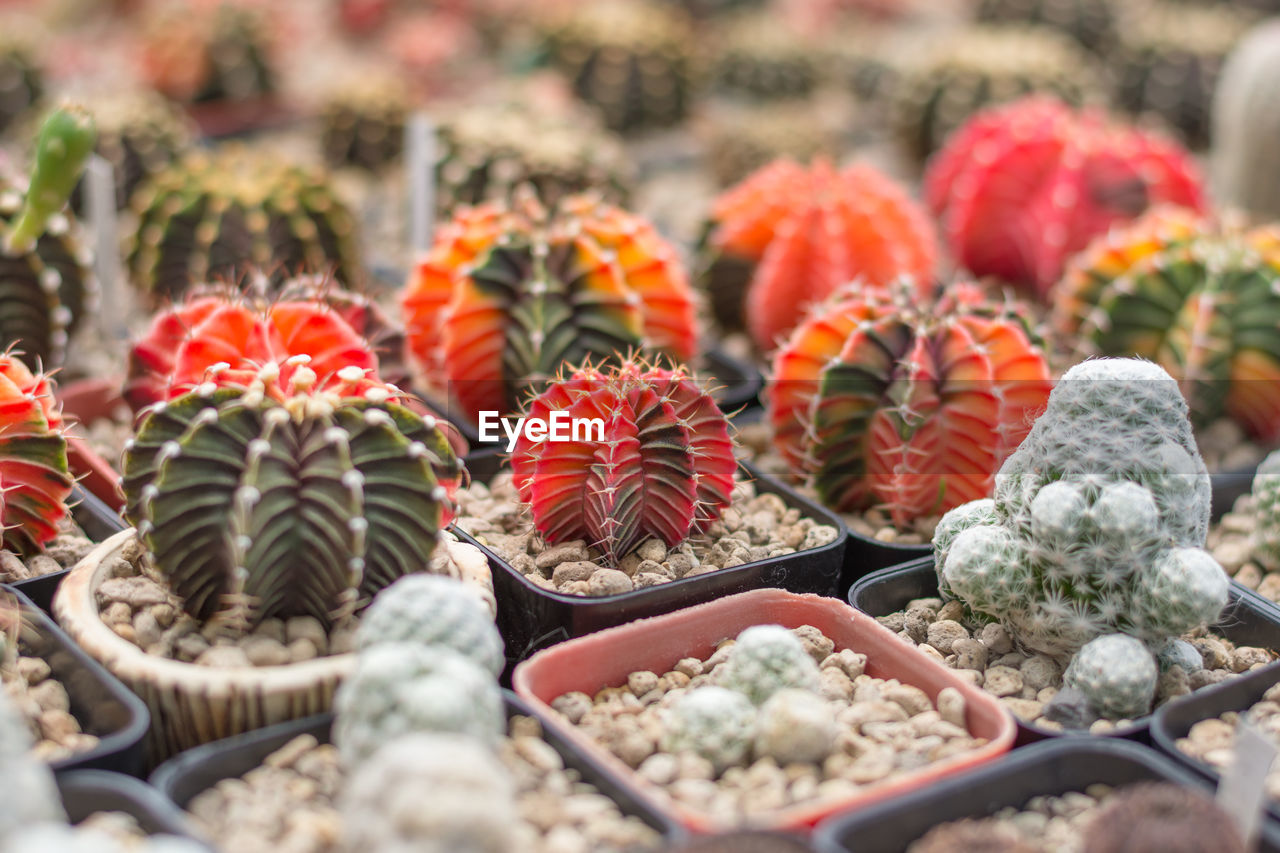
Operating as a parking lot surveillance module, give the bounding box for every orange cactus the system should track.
[0,353,73,552]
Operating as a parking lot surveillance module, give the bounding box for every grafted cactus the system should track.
[934,358,1228,662]
[401,191,698,421]
[509,358,736,563]
[768,279,1052,527]
[121,366,459,634]
[0,354,72,554]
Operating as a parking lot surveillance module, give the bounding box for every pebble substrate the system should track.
[454,471,839,597]
[878,596,1275,731]
[546,625,987,828]
[183,716,663,853]
[1176,680,1280,801]
[907,785,1117,853]
[0,517,96,583]
[1210,493,1280,603]
[3,649,99,762]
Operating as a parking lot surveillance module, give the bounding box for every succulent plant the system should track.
[974,0,1120,53]
[0,105,97,370]
[1114,3,1249,150]
[1053,206,1280,441]
[126,147,360,303]
[768,279,1053,527]
[925,96,1206,298]
[1251,450,1280,572]
[1082,782,1246,853]
[121,365,459,633]
[1062,633,1158,719]
[710,13,818,100]
[339,733,518,852]
[353,574,504,677]
[697,158,937,348]
[0,33,42,137]
[140,0,275,106]
[541,1,695,134]
[320,74,410,172]
[934,358,1229,663]
[401,190,699,421]
[752,687,835,765]
[509,358,736,563]
[0,691,67,838]
[0,353,73,555]
[436,101,633,212]
[660,685,756,773]
[123,282,383,412]
[1212,19,1280,222]
[716,625,821,705]
[890,26,1102,165]
[333,642,505,765]
[701,101,839,188]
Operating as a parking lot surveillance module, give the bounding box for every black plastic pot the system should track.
[811,738,1280,853]
[848,557,1280,743]
[1150,659,1280,825]
[58,769,207,843]
[4,585,149,776]
[13,484,128,614]
[149,691,685,848]
[456,451,848,671]
[1212,464,1258,521]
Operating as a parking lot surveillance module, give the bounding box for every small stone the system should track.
[637,753,679,786]
[1043,686,1099,731]
[175,633,210,661]
[637,540,666,562]
[1020,655,1060,692]
[102,601,133,626]
[17,656,50,685]
[287,638,318,662]
[1234,563,1263,590]
[926,620,968,654]
[588,569,633,596]
[150,603,177,628]
[980,623,1013,655]
[38,709,79,742]
[628,671,659,697]
[936,687,966,729]
[98,576,170,608]
[951,638,988,671]
[666,553,695,578]
[792,625,835,663]
[255,618,286,644]
[195,646,252,667]
[26,554,61,578]
[1001,698,1043,721]
[673,658,703,679]
[903,608,934,643]
[1190,669,1231,690]
[285,616,327,652]
[618,554,643,577]
[821,649,867,680]
[1232,647,1272,673]
[536,542,590,570]
[552,692,593,725]
[937,600,966,623]
[0,550,30,581]
[552,561,598,586]
[1192,637,1230,670]
[133,610,162,649]
[30,680,71,713]
[982,666,1023,698]
[883,684,933,717]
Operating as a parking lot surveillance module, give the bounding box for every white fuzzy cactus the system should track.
[934,358,1228,658]
[1063,634,1158,719]
[354,574,505,677]
[660,686,756,773]
[753,688,836,766]
[1251,449,1280,571]
[715,625,821,705]
[333,642,504,766]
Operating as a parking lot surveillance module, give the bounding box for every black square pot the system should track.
[58,769,207,845]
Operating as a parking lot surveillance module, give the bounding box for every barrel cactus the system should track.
[660,686,756,773]
[0,32,41,137]
[139,0,275,107]
[925,96,1206,299]
[1,104,96,370]
[121,364,460,634]
[934,358,1228,669]
[973,0,1120,53]
[69,90,192,211]
[126,147,360,303]
[891,26,1102,164]
[0,354,73,555]
[401,190,699,421]
[1053,206,1280,441]
[1063,633,1158,719]
[768,279,1053,527]
[509,358,736,563]
[715,625,821,705]
[698,158,937,348]
[1212,19,1280,222]
[710,13,818,101]
[320,74,410,172]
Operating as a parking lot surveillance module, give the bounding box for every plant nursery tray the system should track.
[810,737,1280,853]
[1150,659,1280,825]
[58,769,207,844]
[512,588,1017,834]
[848,557,1280,743]
[456,451,848,670]
[148,691,686,848]
[11,483,128,614]
[4,585,150,776]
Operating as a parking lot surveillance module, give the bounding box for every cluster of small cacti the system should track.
[0,353,73,555]
[697,158,937,349]
[509,358,736,563]
[768,279,1053,528]
[435,102,634,211]
[121,363,460,635]
[926,96,1206,298]
[67,91,192,211]
[1054,206,1280,441]
[319,73,411,172]
[974,0,1120,53]
[139,0,276,106]
[1212,19,1280,221]
[934,357,1229,718]
[710,13,817,101]
[890,26,1102,164]
[0,33,42,136]
[401,189,699,420]
[541,1,695,134]
[126,147,360,303]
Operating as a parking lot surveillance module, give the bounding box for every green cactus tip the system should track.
[6,104,96,255]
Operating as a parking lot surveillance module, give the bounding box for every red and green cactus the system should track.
[768,279,1053,527]
[697,158,938,350]
[121,364,460,632]
[509,358,736,564]
[0,353,73,554]
[401,190,699,422]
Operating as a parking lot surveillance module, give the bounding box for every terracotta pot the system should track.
[56,377,127,509]
[513,588,1017,834]
[53,530,353,766]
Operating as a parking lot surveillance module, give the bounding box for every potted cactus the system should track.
[1214,19,1280,222]
[52,363,492,762]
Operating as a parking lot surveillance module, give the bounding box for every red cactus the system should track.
[699,157,938,351]
[768,279,1052,527]
[0,353,73,552]
[925,96,1207,299]
[509,358,736,563]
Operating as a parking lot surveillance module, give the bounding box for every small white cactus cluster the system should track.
[332,574,519,852]
[662,625,837,771]
[934,358,1230,720]
[1250,450,1280,571]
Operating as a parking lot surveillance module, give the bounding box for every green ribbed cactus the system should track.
[711,13,818,100]
[934,359,1228,667]
[715,625,821,705]
[660,686,756,773]
[1250,450,1280,571]
[120,367,459,634]
[1213,19,1280,221]
[1063,634,1158,719]
[974,0,1120,53]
